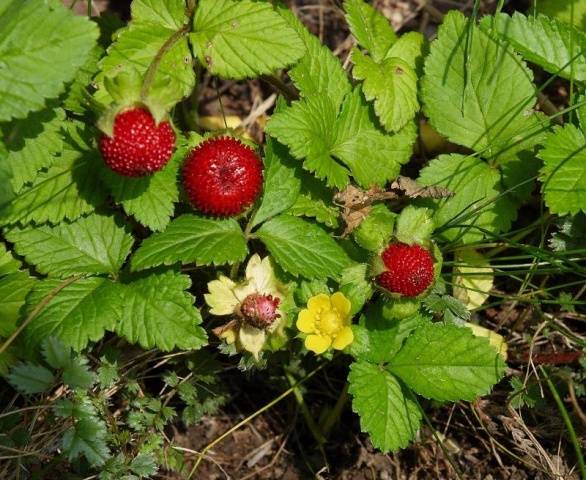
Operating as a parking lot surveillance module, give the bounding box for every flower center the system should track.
[317,310,341,336]
[240,293,281,330]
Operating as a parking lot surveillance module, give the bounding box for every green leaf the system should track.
[287,193,340,229]
[95,0,194,110]
[62,358,96,390]
[349,301,428,363]
[344,0,396,63]
[6,214,133,278]
[266,89,415,189]
[422,11,536,159]
[2,107,65,192]
[131,215,247,271]
[0,140,107,226]
[339,264,373,316]
[42,337,72,370]
[64,45,104,114]
[533,0,586,30]
[22,278,122,352]
[388,323,506,401]
[386,32,425,72]
[0,242,21,276]
[417,154,517,243]
[0,272,37,338]
[257,215,351,279]
[348,361,421,452]
[487,12,586,81]
[549,214,586,252]
[130,453,158,477]
[266,94,348,188]
[101,144,184,232]
[395,205,434,245]
[352,50,418,132]
[62,418,110,467]
[281,7,351,110]
[8,363,55,394]
[538,124,586,215]
[252,139,301,228]
[191,0,305,80]
[0,0,98,121]
[116,270,207,351]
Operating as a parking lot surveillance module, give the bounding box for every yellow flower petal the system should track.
[305,334,332,354]
[307,293,330,312]
[297,309,316,333]
[205,277,239,315]
[331,292,351,317]
[332,326,354,350]
[239,324,266,360]
[219,328,237,345]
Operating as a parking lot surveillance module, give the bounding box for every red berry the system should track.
[182,137,263,217]
[99,108,175,177]
[376,242,434,297]
[240,293,281,329]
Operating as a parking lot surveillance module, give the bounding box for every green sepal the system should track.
[395,205,434,246]
[381,297,421,320]
[352,204,397,252]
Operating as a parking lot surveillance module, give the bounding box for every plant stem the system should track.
[0,276,81,355]
[540,366,586,480]
[285,371,326,444]
[319,381,348,440]
[260,75,299,102]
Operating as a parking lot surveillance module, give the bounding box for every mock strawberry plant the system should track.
[1,0,585,477]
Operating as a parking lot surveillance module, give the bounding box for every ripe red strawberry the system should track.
[99,108,175,177]
[182,136,263,217]
[376,242,434,297]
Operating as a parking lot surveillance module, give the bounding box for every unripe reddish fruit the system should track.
[376,242,434,297]
[240,293,281,329]
[182,137,263,217]
[99,108,175,177]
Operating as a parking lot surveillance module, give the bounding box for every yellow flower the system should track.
[296,292,354,354]
[205,254,286,359]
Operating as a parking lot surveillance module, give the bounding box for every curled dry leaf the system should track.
[334,177,453,237]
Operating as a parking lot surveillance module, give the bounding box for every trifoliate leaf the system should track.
[266,89,416,189]
[417,154,517,243]
[116,270,207,351]
[192,0,305,80]
[388,323,506,401]
[487,13,586,81]
[257,215,351,279]
[348,361,421,452]
[42,337,71,370]
[252,138,301,228]
[6,214,133,278]
[352,50,418,132]
[395,205,434,246]
[422,11,536,159]
[453,248,494,310]
[538,124,586,215]
[2,107,64,192]
[0,272,36,337]
[8,363,55,395]
[62,418,110,467]
[339,264,373,315]
[101,145,184,232]
[344,0,396,63]
[0,141,107,226]
[349,300,429,363]
[131,215,247,271]
[62,358,96,391]
[0,0,98,121]
[281,7,351,110]
[22,278,123,352]
[95,0,194,109]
